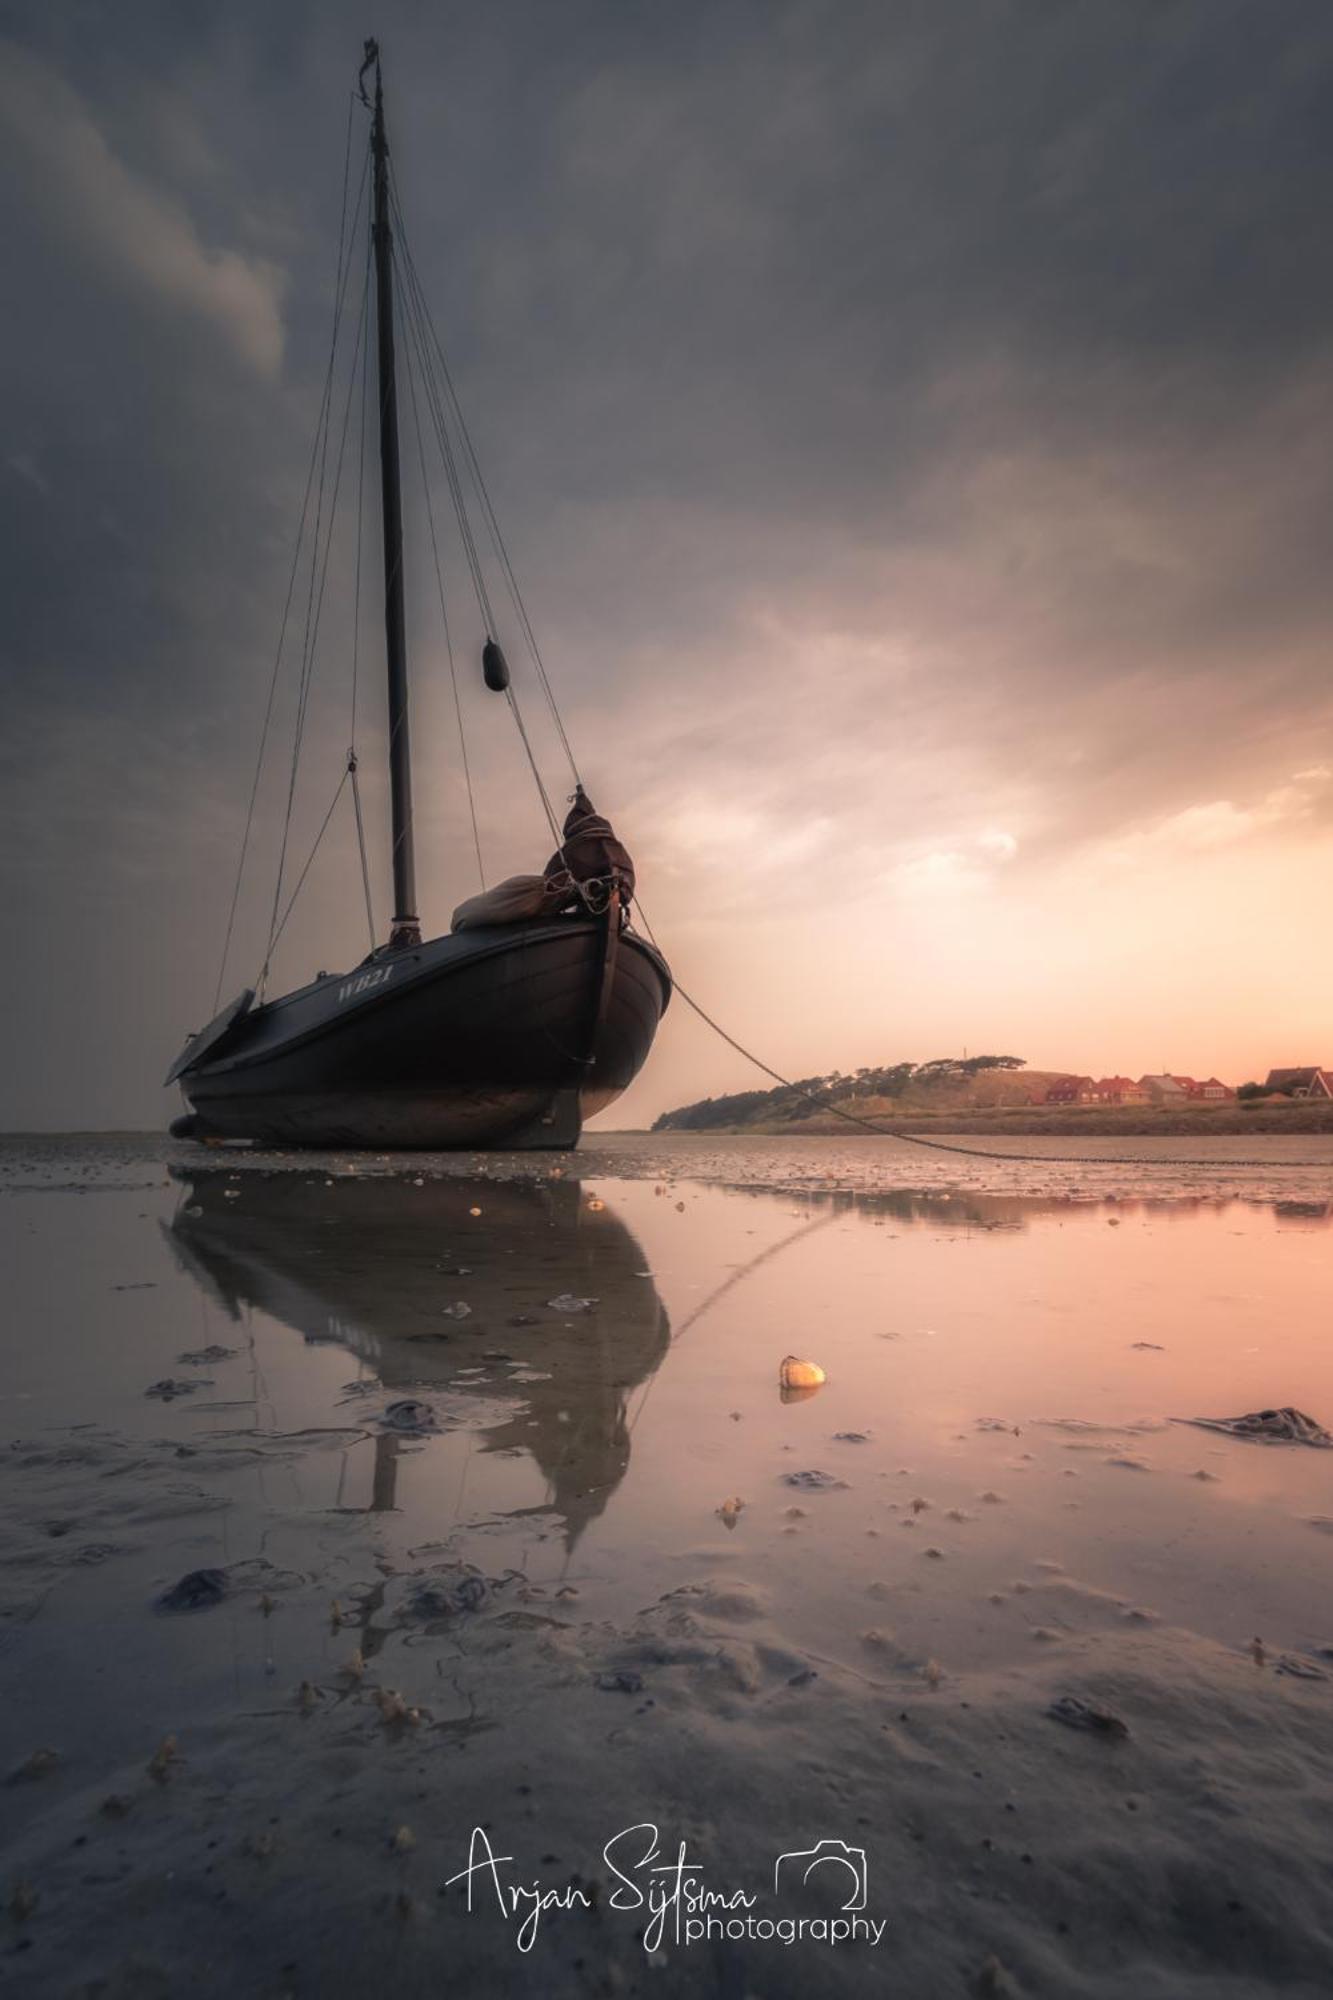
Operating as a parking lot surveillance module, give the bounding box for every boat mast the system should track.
[366,42,419,949]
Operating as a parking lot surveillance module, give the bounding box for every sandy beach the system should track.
[4,1133,1333,1996]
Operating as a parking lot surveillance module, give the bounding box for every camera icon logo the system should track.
[773,1838,868,1912]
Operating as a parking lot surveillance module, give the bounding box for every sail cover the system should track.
[451,875,559,931]
[451,789,635,932]
[544,788,635,902]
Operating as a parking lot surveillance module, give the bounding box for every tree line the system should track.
[651,1055,1026,1132]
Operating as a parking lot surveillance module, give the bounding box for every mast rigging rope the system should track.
[350,229,370,756]
[213,113,368,1011]
[397,265,487,890]
[392,246,497,633]
[263,226,371,984]
[214,74,591,1003]
[388,170,581,788]
[262,767,352,974]
[393,250,565,847]
[347,233,376,954]
[349,755,376,952]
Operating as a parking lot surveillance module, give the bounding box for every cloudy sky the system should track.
[3,0,1332,1131]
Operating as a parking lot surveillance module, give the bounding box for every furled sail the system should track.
[451,788,635,932]
[544,787,636,906]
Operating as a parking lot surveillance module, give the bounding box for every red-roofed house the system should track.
[1140,1074,1235,1103]
[1185,1077,1235,1101]
[1092,1076,1151,1105]
[1044,1075,1096,1104]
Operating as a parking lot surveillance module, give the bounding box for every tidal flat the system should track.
[3,1132,1333,1997]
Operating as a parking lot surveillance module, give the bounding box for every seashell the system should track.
[779,1356,826,1390]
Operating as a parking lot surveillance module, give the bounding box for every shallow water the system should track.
[4,1133,1332,1777]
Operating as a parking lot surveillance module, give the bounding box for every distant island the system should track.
[652,1058,1333,1137]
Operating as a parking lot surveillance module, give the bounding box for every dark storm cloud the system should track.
[2,1,1333,1122]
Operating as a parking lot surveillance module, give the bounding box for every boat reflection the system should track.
[167,1171,670,1548]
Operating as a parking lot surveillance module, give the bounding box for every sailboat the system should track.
[166,43,670,1150]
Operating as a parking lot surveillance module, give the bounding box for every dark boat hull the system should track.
[172,918,670,1149]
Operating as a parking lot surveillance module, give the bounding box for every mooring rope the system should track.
[627,902,1329,1172]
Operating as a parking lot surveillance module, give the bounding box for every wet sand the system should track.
[4,1134,1333,1995]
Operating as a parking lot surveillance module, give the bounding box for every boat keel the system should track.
[175,1084,587,1151]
